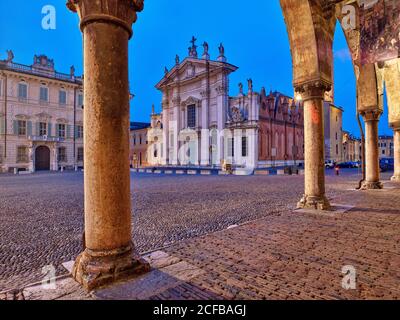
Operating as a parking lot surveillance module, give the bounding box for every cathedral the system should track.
[147,38,342,169]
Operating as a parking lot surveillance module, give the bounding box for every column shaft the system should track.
[297,83,330,210]
[392,129,400,181]
[362,111,383,189]
[67,0,149,291]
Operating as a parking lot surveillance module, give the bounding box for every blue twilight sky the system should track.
[0,0,392,136]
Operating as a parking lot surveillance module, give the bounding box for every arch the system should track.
[280,0,336,88]
[35,145,50,171]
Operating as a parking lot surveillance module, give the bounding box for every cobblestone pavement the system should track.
[157,183,400,300]
[0,170,397,298]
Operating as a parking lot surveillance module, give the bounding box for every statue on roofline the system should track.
[6,50,14,63]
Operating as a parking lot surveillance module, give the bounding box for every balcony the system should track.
[28,135,63,143]
[0,61,82,84]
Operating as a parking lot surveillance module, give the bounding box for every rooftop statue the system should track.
[239,82,243,95]
[247,78,253,92]
[6,50,14,63]
[218,43,225,56]
[203,42,209,55]
[189,36,198,58]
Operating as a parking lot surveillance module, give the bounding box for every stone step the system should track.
[254,170,270,175]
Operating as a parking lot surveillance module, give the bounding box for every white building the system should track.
[147,38,344,169]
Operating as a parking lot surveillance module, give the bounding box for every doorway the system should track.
[35,146,50,171]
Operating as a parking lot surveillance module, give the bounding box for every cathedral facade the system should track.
[147,39,311,169]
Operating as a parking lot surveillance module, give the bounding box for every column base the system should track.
[361,181,383,190]
[72,244,150,291]
[391,175,400,182]
[297,195,331,211]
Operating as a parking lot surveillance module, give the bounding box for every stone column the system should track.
[67,0,149,291]
[297,82,330,210]
[391,127,400,181]
[361,110,383,189]
[200,90,210,166]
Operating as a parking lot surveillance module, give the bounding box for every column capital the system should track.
[361,109,382,122]
[200,90,210,99]
[390,120,400,132]
[295,80,331,102]
[67,0,144,38]
[215,85,227,96]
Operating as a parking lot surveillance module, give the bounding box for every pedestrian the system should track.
[335,165,340,176]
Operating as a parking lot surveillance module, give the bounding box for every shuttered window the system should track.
[78,94,83,107]
[40,87,48,102]
[17,120,26,136]
[77,147,84,162]
[39,122,47,136]
[17,146,28,163]
[59,90,67,105]
[18,83,27,99]
[77,126,83,139]
[58,147,67,162]
[57,124,66,138]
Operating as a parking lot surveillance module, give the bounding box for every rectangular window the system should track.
[77,147,84,162]
[77,126,83,139]
[18,83,27,100]
[40,87,48,102]
[39,122,47,136]
[59,90,67,105]
[58,147,67,162]
[187,105,196,128]
[17,146,28,163]
[241,137,248,157]
[228,138,234,157]
[57,124,66,138]
[78,94,83,107]
[18,120,26,136]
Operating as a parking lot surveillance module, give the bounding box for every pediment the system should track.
[35,112,52,120]
[56,118,68,124]
[15,114,31,120]
[156,58,238,90]
[181,96,201,107]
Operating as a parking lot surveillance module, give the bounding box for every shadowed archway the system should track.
[35,146,50,171]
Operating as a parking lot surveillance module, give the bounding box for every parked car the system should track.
[325,160,335,169]
[380,158,394,172]
[350,161,361,168]
[336,162,355,168]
